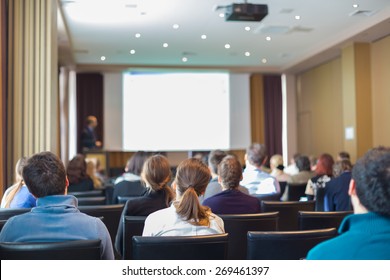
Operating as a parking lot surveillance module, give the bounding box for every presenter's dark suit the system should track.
[81,126,96,150]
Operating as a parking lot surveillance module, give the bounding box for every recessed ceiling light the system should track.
[100,56,106,61]
[266,36,271,41]
[163,43,169,48]
[295,15,301,20]
[245,26,251,31]
[261,58,267,64]
[219,13,225,18]
[129,49,135,54]
[225,44,231,49]
[135,33,141,38]
[201,34,207,40]
[182,57,188,62]
[173,24,179,29]
[353,4,359,8]
[245,52,251,57]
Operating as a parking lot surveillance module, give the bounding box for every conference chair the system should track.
[261,201,315,230]
[68,189,104,197]
[112,181,146,204]
[79,204,124,246]
[132,234,229,260]
[298,211,353,231]
[286,183,307,201]
[252,192,281,206]
[123,216,147,260]
[0,239,101,260]
[0,208,31,220]
[219,212,278,259]
[117,196,142,204]
[77,196,106,206]
[247,228,337,260]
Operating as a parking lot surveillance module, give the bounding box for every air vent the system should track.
[289,26,313,33]
[349,10,376,17]
[254,25,290,34]
[280,8,294,14]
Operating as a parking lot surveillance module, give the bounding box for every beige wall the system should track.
[371,35,390,146]
[296,58,344,159]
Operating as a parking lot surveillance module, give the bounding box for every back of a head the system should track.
[338,151,350,161]
[22,151,66,198]
[66,154,88,184]
[175,158,211,225]
[352,146,390,216]
[14,156,29,182]
[208,150,227,175]
[270,154,283,170]
[295,155,311,172]
[315,153,334,176]
[218,155,242,189]
[333,159,353,177]
[126,151,150,176]
[246,143,267,167]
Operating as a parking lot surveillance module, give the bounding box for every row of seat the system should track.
[0,228,338,260]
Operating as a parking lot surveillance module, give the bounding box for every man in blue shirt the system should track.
[0,151,114,260]
[307,146,390,260]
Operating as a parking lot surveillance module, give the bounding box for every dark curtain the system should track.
[263,75,283,158]
[76,73,104,154]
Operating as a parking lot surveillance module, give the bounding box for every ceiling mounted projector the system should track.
[225,3,268,21]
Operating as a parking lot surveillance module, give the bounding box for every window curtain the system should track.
[263,75,283,157]
[76,73,104,154]
[0,0,7,189]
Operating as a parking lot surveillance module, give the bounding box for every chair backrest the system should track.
[247,228,337,260]
[77,196,106,206]
[79,204,124,245]
[0,239,101,260]
[219,212,278,259]
[261,201,315,230]
[287,183,307,201]
[315,188,325,211]
[279,181,287,197]
[117,196,142,204]
[252,193,281,205]
[298,210,353,230]
[0,208,31,220]
[132,233,229,260]
[68,189,104,198]
[123,216,147,260]
[112,181,146,204]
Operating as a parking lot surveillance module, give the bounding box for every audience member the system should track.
[240,143,280,195]
[337,151,350,162]
[284,153,301,176]
[1,157,36,208]
[114,151,150,184]
[0,151,114,259]
[307,147,390,259]
[309,155,318,172]
[270,154,291,183]
[305,153,334,200]
[142,158,224,236]
[115,155,175,256]
[203,155,260,214]
[80,115,101,151]
[86,158,103,189]
[66,154,94,192]
[324,159,353,211]
[199,150,248,203]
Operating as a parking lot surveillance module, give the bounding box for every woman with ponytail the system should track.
[142,158,224,236]
[1,157,36,208]
[115,154,175,257]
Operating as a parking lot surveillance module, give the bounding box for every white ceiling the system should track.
[58,0,390,73]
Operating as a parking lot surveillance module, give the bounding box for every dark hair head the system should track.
[218,155,242,189]
[208,150,227,174]
[338,151,350,161]
[352,147,390,216]
[246,143,267,167]
[333,159,353,177]
[22,151,67,197]
[295,155,311,172]
[141,155,174,206]
[315,153,334,176]
[66,154,89,184]
[126,151,150,176]
[174,158,211,226]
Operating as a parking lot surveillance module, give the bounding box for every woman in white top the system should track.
[143,158,225,236]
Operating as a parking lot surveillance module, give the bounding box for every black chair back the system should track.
[0,239,101,260]
[79,204,124,246]
[261,201,315,230]
[279,181,287,198]
[0,208,31,220]
[252,193,281,205]
[68,189,104,198]
[117,196,143,204]
[315,188,325,211]
[219,212,278,259]
[132,234,229,260]
[298,210,353,230]
[247,228,337,260]
[112,180,147,204]
[77,196,106,206]
[287,183,307,201]
[123,216,147,260]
